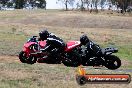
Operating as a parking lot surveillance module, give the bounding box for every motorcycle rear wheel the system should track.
[62,53,81,67]
[104,55,121,70]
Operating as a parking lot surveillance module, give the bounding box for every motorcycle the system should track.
[80,42,121,70]
[19,36,82,67]
[19,35,121,69]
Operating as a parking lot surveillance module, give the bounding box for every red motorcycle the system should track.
[19,36,82,67]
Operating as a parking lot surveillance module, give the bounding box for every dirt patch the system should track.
[0,56,19,63]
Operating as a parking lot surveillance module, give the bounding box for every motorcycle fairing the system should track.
[65,41,81,51]
[23,42,37,56]
[39,41,46,48]
[24,42,37,48]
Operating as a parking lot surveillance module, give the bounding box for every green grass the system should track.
[0,32,28,55]
[0,33,26,41]
[116,45,132,60]
[0,62,77,88]
[104,44,132,60]
[0,79,33,88]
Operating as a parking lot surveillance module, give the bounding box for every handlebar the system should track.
[27,36,38,42]
[32,36,38,38]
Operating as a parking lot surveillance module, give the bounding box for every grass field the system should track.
[0,9,132,88]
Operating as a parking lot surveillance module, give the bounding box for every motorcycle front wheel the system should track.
[19,51,28,63]
[104,55,121,70]
[19,51,37,64]
[26,55,37,64]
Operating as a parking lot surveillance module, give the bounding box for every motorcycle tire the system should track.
[26,55,37,64]
[19,51,28,63]
[62,53,81,67]
[104,55,121,70]
[19,51,37,64]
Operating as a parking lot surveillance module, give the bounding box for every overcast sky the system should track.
[47,0,61,9]
[46,0,76,9]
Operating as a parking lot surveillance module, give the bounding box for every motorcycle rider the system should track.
[80,35,102,57]
[38,30,66,63]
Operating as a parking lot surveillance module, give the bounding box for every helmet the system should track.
[80,35,89,45]
[39,30,49,40]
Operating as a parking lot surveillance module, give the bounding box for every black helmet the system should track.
[39,30,49,40]
[80,35,89,45]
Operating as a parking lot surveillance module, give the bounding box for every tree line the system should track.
[0,0,46,9]
[57,0,132,13]
[0,0,131,14]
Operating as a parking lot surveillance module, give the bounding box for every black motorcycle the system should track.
[79,35,121,70]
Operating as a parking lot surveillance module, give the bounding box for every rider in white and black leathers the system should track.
[38,30,66,60]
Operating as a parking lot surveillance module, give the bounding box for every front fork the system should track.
[23,47,30,57]
[23,46,39,57]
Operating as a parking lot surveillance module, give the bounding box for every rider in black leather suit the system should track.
[80,35,102,57]
[38,30,66,62]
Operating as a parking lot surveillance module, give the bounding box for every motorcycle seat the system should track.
[101,47,118,55]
